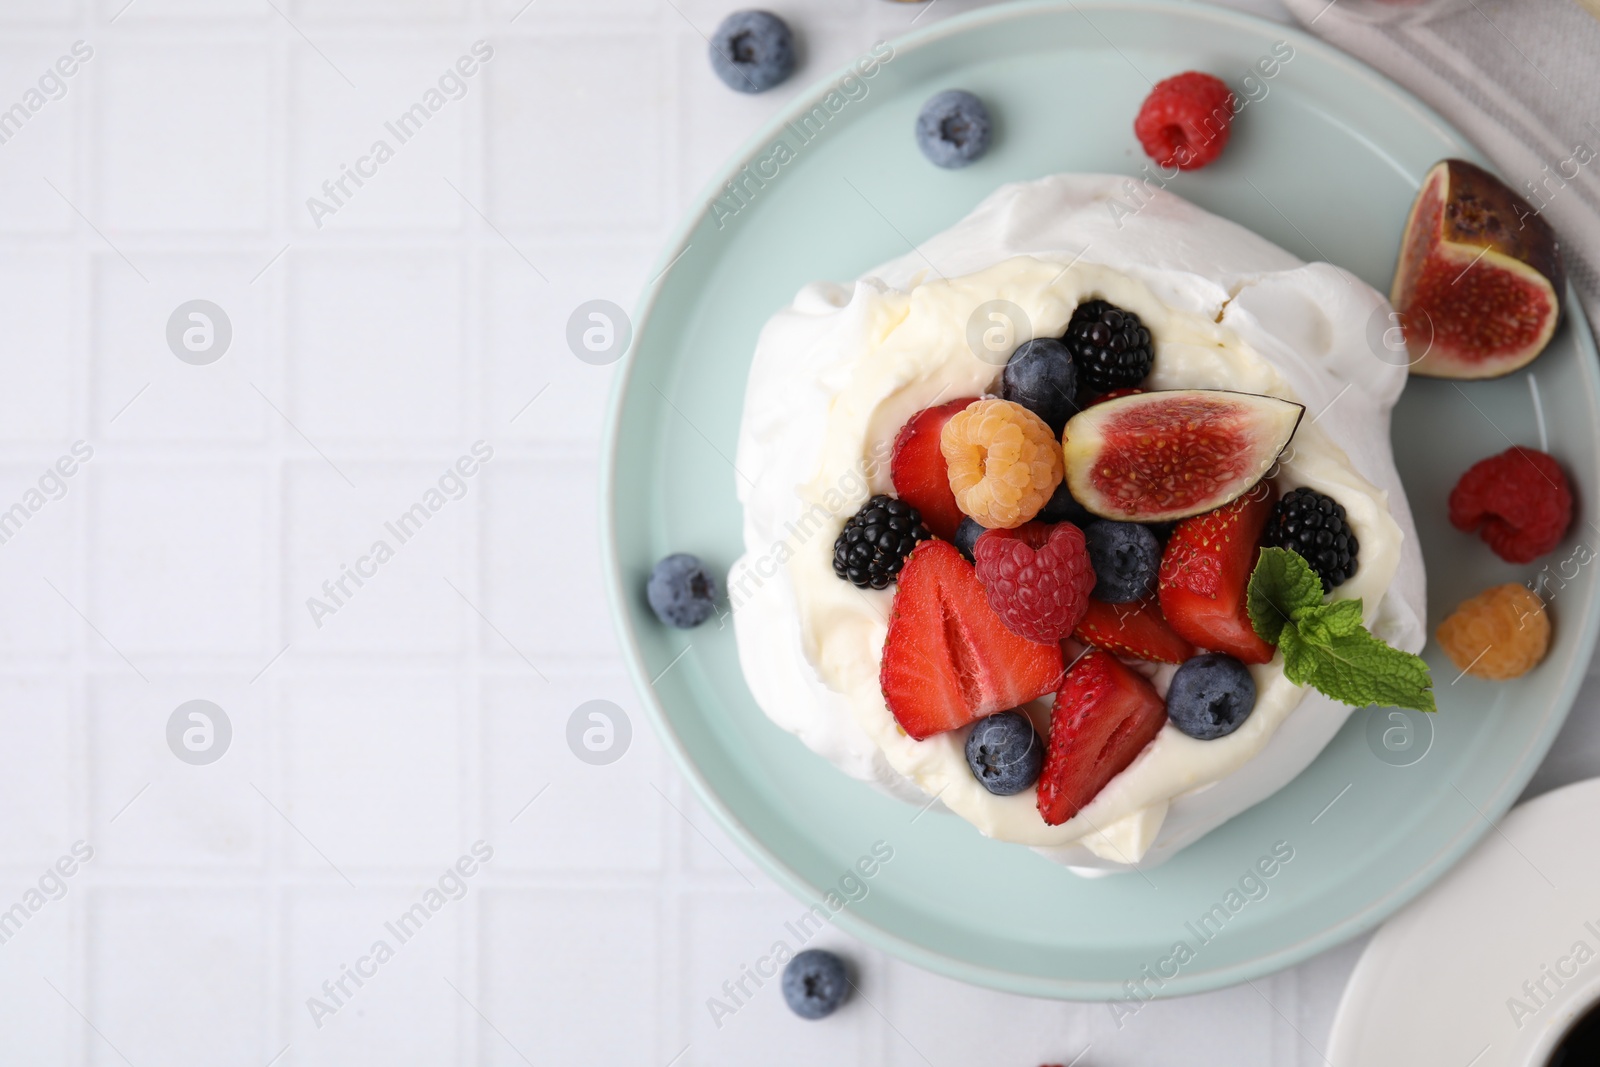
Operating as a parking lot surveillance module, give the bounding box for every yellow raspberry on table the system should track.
[940,398,1063,530]
[1435,582,1550,681]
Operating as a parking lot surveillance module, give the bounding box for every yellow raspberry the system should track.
[1435,583,1550,681]
[940,398,1063,529]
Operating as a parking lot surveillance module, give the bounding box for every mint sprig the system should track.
[1247,547,1435,713]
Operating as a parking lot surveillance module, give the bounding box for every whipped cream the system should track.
[729,174,1426,872]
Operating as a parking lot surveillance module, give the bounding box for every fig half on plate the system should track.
[1391,158,1566,380]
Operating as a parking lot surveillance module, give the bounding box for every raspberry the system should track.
[1134,72,1235,171]
[1448,447,1572,563]
[973,522,1096,643]
[940,398,1063,529]
[1436,583,1550,681]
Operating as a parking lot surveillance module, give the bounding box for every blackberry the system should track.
[1063,299,1154,393]
[832,495,931,589]
[1263,487,1360,591]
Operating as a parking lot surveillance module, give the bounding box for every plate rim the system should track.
[598,0,1600,998]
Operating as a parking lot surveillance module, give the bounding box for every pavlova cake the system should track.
[727,172,1432,872]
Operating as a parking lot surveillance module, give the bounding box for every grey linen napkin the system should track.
[1281,0,1600,323]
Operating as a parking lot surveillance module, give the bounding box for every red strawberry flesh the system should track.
[1157,482,1277,664]
[890,398,977,541]
[1037,650,1167,826]
[1073,595,1196,665]
[880,540,1064,740]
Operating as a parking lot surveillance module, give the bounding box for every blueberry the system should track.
[915,90,992,168]
[1001,338,1078,434]
[782,949,850,1019]
[964,710,1043,795]
[1167,653,1257,740]
[646,553,718,629]
[953,517,987,562]
[1083,521,1161,603]
[709,10,796,94]
[1037,481,1093,526]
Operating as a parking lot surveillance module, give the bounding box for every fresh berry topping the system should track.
[964,710,1044,795]
[890,398,977,541]
[1262,487,1360,591]
[1448,447,1573,564]
[915,89,992,168]
[1074,595,1196,664]
[1037,650,1166,826]
[1037,480,1094,525]
[973,523,1096,644]
[1063,299,1155,394]
[941,398,1064,529]
[880,541,1064,740]
[1082,520,1162,603]
[708,10,795,94]
[1089,387,1145,406]
[1133,71,1235,171]
[647,554,718,628]
[832,495,931,590]
[953,516,987,562]
[1166,653,1257,739]
[1001,338,1079,434]
[781,949,850,1019]
[1062,388,1302,522]
[1158,483,1278,664]
[1436,583,1551,680]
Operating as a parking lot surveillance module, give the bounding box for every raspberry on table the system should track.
[832,495,931,589]
[1448,446,1572,564]
[1436,583,1550,681]
[1134,71,1235,171]
[940,398,1063,529]
[973,522,1096,644]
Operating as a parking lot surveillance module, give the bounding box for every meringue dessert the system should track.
[728,173,1428,873]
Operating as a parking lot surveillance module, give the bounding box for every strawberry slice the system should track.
[1074,595,1196,664]
[1037,649,1167,826]
[880,540,1063,740]
[1157,482,1277,664]
[891,398,978,541]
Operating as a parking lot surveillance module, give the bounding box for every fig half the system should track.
[1391,158,1566,379]
[1062,389,1303,522]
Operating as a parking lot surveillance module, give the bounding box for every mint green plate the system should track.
[601,0,1600,998]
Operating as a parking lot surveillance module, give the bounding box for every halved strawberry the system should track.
[1157,482,1277,664]
[880,540,1063,740]
[1037,649,1166,826]
[891,398,978,541]
[1074,595,1196,664]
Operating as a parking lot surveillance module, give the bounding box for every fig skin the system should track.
[1391,158,1566,379]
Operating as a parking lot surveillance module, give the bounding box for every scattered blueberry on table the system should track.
[647,553,718,629]
[915,89,992,168]
[782,949,850,1019]
[709,10,796,93]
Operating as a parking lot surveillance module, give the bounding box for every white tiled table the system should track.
[0,1,1591,1064]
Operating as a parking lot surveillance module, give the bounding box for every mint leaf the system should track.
[1296,598,1366,645]
[1279,623,1436,714]
[1248,547,1325,645]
